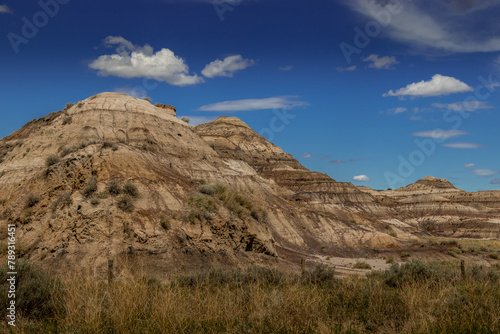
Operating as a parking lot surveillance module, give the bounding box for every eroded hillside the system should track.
[0,93,498,279]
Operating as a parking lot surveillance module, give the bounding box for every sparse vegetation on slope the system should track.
[82,175,98,197]
[117,195,135,213]
[107,180,121,196]
[189,183,268,224]
[45,154,60,167]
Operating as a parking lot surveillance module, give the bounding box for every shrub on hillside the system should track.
[354,261,372,270]
[188,193,218,223]
[25,194,40,208]
[82,175,98,197]
[51,192,72,212]
[123,182,139,197]
[117,195,134,212]
[107,180,121,196]
[45,155,60,167]
[0,261,63,320]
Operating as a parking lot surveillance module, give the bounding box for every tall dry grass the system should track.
[2,261,499,333]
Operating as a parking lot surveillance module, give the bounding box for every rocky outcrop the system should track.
[154,103,177,116]
[0,93,498,279]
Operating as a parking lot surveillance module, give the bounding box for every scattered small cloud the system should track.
[411,129,469,140]
[363,54,398,69]
[279,65,294,71]
[198,96,308,112]
[0,4,12,14]
[432,101,492,112]
[410,115,423,121]
[442,142,484,149]
[413,107,433,114]
[464,163,476,168]
[383,74,473,98]
[491,178,500,185]
[330,158,363,164]
[114,87,148,99]
[471,169,499,176]
[382,107,407,115]
[336,65,357,72]
[201,54,255,78]
[178,116,218,126]
[299,152,312,159]
[353,175,370,182]
[89,36,203,86]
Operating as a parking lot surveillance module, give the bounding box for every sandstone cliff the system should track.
[0,93,498,278]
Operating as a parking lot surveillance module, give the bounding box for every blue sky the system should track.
[1,0,500,191]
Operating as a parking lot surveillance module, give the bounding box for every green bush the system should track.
[301,264,337,287]
[64,103,75,110]
[25,194,40,208]
[354,261,372,270]
[51,192,72,212]
[117,195,134,213]
[62,116,72,125]
[97,192,108,199]
[45,155,60,167]
[488,253,499,260]
[107,180,121,196]
[448,247,462,256]
[401,252,411,259]
[382,260,457,287]
[102,142,118,151]
[160,217,170,230]
[440,240,460,247]
[90,198,99,206]
[174,266,295,289]
[0,261,63,320]
[198,184,215,195]
[123,182,139,197]
[21,208,32,224]
[188,193,218,223]
[60,146,77,157]
[82,175,98,197]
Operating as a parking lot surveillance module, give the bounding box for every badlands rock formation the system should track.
[0,93,498,278]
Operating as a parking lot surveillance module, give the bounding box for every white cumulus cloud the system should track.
[363,54,398,69]
[411,129,469,140]
[464,163,476,168]
[89,36,204,87]
[201,55,255,78]
[384,74,473,97]
[353,175,370,182]
[198,96,308,112]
